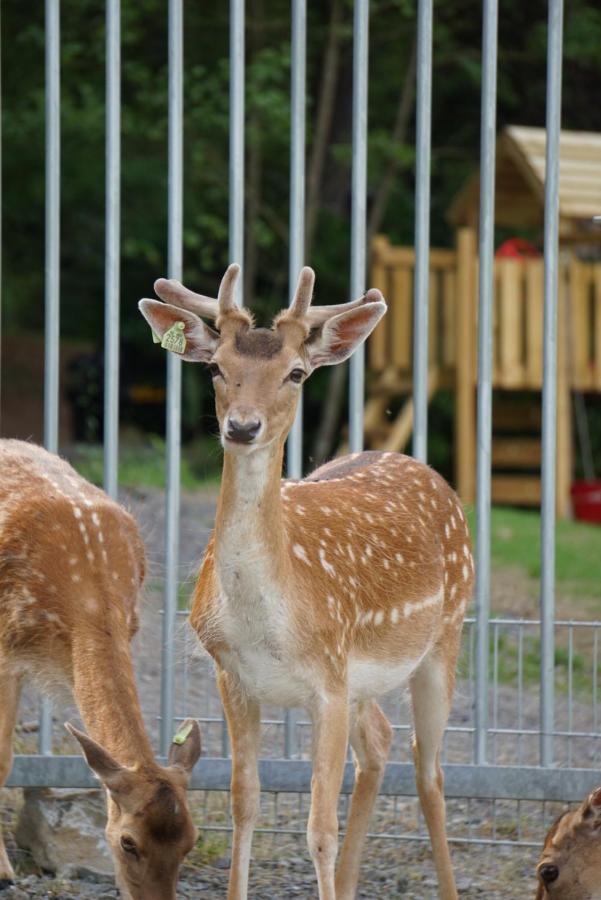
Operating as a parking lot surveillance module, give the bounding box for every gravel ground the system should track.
[4,485,597,898]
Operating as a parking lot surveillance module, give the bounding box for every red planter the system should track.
[571,480,601,525]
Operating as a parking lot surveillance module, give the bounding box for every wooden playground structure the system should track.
[365,126,601,516]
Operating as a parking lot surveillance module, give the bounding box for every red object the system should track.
[571,480,601,525]
[495,238,541,259]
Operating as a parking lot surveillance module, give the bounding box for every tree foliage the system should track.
[2,0,601,448]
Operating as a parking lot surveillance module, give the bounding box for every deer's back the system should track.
[0,440,144,667]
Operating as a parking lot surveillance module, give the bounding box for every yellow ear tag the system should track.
[172,721,194,745]
[161,320,187,354]
[151,330,161,344]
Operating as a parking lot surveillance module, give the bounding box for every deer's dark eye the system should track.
[208,363,222,378]
[120,835,139,858]
[288,368,305,384]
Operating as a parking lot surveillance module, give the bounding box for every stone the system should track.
[15,789,114,878]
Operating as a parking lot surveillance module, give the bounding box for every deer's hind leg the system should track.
[335,699,392,900]
[409,638,461,900]
[0,667,22,885]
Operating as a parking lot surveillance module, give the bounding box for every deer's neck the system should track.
[215,441,289,595]
[71,617,155,768]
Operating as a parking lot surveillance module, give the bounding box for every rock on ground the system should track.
[15,789,113,878]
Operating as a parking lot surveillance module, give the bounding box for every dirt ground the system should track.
[3,485,593,898]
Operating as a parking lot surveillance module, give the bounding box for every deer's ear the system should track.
[304,298,386,370]
[65,723,135,794]
[138,299,220,362]
[168,719,201,785]
[584,786,601,820]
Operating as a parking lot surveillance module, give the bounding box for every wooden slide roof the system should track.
[448,125,601,239]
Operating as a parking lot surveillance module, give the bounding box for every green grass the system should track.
[70,436,222,491]
[466,505,601,598]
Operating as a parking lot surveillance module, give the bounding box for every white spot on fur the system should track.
[319,547,336,577]
[374,610,384,626]
[293,543,311,565]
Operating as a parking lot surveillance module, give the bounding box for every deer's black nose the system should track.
[539,864,559,885]
[226,418,261,443]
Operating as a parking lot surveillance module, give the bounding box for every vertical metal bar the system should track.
[411,0,432,463]
[103,0,121,500]
[222,0,245,758]
[286,0,306,484]
[567,623,573,766]
[229,0,245,299]
[517,623,524,765]
[348,0,369,452]
[540,0,564,768]
[40,0,61,756]
[160,0,183,756]
[284,0,307,759]
[474,0,498,766]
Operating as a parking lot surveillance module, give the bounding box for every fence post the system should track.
[160,0,184,757]
[40,0,61,756]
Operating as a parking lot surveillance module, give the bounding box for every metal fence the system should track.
[6,0,601,852]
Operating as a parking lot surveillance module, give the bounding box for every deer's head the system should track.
[139,265,386,453]
[535,787,601,899]
[67,720,201,900]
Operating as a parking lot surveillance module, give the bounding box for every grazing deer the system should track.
[536,786,601,899]
[0,440,201,900]
[139,264,473,900]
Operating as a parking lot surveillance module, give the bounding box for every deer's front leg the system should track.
[217,669,261,900]
[308,692,349,900]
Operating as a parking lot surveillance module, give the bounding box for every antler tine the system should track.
[304,287,384,327]
[218,263,241,314]
[154,278,219,321]
[288,266,316,319]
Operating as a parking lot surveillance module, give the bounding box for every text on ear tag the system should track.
[161,321,187,354]
[172,721,194,745]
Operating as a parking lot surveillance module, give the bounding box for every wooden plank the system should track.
[496,258,524,388]
[382,368,439,453]
[429,270,439,368]
[569,258,592,389]
[525,259,544,388]
[381,246,456,269]
[455,227,477,504]
[556,264,572,519]
[594,265,601,391]
[492,437,541,469]
[492,475,541,506]
[391,267,412,370]
[442,269,456,368]
[368,259,389,371]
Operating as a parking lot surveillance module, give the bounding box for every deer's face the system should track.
[139,265,386,454]
[105,771,197,900]
[67,720,201,900]
[536,789,601,899]
[209,330,306,452]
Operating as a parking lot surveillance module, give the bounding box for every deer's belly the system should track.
[348,654,425,701]
[220,645,315,706]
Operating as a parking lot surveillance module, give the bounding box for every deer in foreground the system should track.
[536,786,601,899]
[140,264,474,900]
[0,440,201,899]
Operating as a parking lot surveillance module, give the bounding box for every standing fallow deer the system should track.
[139,264,474,900]
[0,440,201,900]
[535,786,601,899]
